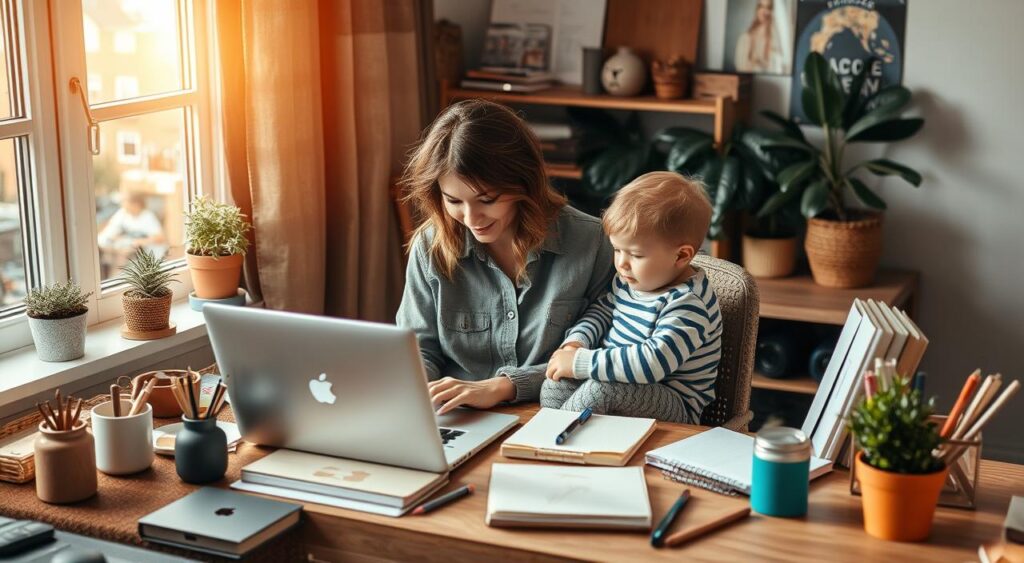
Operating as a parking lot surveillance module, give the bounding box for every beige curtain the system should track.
[217,0,424,320]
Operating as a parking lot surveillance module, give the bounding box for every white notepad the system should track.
[500,407,656,466]
[486,464,651,529]
[645,427,833,495]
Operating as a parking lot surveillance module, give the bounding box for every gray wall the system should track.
[436,0,1024,462]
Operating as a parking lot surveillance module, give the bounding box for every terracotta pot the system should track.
[122,291,172,333]
[742,234,798,278]
[186,253,243,299]
[132,369,198,418]
[804,212,883,288]
[856,452,948,542]
[34,421,97,504]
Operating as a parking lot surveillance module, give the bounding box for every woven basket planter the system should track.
[742,234,798,278]
[122,291,172,333]
[805,212,883,288]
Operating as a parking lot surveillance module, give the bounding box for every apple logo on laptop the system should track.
[309,373,337,404]
[215,507,235,517]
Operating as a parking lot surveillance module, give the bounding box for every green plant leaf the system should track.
[800,178,830,217]
[801,52,843,127]
[665,136,715,173]
[848,118,925,143]
[710,157,741,232]
[866,85,912,116]
[581,141,650,197]
[841,58,875,129]
[777,161,816,193]
[861,158,923,187]
[847,177,888,209]
[759,110,806,142]
[756,186,800,219]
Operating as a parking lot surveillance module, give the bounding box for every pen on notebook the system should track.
[411,484,474,515]
[555,407,593,445]
[651,489,690,547]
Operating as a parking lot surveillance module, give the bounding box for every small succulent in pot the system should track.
[184,197,251,299]
[25,281,92,362]
[121,249,178,336]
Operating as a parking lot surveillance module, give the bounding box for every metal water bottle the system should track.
[751,427,811,517]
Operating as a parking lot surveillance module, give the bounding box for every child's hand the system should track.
[546,348,578,381]
[559,341,585,352]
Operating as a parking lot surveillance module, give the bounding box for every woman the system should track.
[734,0,791,75]
[398,99,614,414]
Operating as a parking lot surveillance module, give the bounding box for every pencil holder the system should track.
[91,400,154,475]
[175,416,227,484]
[34,421,97,504]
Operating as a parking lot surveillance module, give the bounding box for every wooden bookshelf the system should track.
[757,270,918,326]
[752,372,818,395]
[545,163,583,180]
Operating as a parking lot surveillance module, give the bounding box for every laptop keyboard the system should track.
[439,427,465,445]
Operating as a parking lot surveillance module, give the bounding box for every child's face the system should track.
[439,173,518,246]
[609,232,692,292]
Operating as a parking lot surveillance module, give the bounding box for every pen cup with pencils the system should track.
[171,372,229,484]
[92,399,154,475]
[34,391,97,504]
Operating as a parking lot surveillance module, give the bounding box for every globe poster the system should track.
[789,0,907,123]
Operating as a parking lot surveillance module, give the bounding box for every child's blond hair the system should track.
[602,171,712,249]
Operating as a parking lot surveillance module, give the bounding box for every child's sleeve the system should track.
[562,287,616,349]
[572,293,718,384]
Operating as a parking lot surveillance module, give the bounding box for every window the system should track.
[0,0,218,354]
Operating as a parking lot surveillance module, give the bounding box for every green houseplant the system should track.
[761,52,925,287]
[24,281,93,362]
[120,249,178,339]
[848,376,947,541]
[184,197,251,300]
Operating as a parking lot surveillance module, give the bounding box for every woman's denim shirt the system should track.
[396,206,614,401]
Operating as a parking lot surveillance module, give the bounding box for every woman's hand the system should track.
[428,376,515,415]
[545,348,578,381]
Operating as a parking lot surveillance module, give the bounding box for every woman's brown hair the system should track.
[400,99,566,282]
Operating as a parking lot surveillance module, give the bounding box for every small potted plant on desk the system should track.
[120,248,179,340]
[848,375,948,542]
[184,196,251,306]
[760,52,925,288]
[25,281,93,362]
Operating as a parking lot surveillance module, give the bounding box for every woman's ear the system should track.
[675,244,696,266]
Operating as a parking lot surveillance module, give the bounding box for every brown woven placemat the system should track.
[0,401,300,561]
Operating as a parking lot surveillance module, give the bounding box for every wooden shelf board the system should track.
[757,270,918,325]
[446,85,720,115]
[545,163,582,180]
[752,372,819,395]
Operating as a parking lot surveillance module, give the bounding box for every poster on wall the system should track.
[724,0,797,75]
[790,0,907,122]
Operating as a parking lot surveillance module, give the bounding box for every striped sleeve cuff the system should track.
[562,333,591,348]
[572,348,595,380]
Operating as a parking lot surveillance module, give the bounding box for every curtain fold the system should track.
[216,0,423,318]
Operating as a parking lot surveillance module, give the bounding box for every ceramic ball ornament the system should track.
[601,47,646,96]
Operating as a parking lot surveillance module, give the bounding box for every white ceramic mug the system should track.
[91,399,154,475]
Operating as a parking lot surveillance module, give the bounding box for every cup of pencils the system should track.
[91,383,155,475]
[171,373,229,484]
[33,390,97,504]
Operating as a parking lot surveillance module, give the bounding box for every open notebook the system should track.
[500,407,656,466]
[645,427,832,496]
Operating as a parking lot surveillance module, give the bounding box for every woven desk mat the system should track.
[0,399,299,562]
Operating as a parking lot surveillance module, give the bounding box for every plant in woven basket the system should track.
[184,196,251,258]
[121,249,177,299]
[848,375,944,474]
[24,280,91,320]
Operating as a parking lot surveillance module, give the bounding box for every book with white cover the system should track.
[645,427,833,496]
[501,407,656,466]
[871,299,909,362]
[802,302,864,446]
[895,308,929,377]
[241,449,447,509]
[486,464,651,529]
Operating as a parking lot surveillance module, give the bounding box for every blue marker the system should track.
[555,407,593,445]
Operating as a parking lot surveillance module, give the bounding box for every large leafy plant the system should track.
[184,196,252,257]
[760,52,925,222]
[121,249,177,299]
[25,280,92,320]
[848,375,944,474]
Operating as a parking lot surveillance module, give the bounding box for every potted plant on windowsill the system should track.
[761,52,924,288]
[25,281,93,362]
[120,248,179,340]
[184,197,251,300]
[848,376,947,542]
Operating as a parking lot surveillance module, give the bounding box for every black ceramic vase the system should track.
[175,416,227,484]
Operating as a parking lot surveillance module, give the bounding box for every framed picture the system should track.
[724,0,796,76]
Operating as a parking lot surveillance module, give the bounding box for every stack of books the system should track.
[460,68,556,93]
[802,298,929,462]
[526,121,584,168]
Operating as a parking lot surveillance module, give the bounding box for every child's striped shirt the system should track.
[564,267,722,422]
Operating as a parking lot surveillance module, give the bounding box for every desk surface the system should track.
[294,404,1023,562]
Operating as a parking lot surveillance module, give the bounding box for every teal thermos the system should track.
[750,427,810,517]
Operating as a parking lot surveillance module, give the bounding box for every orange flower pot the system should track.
[855,452,948,542]
[186,253,243,299]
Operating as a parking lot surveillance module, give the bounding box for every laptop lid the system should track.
[203,304,449,474]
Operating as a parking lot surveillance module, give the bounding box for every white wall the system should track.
[435,0,1024,462]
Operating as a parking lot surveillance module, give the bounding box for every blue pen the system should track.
[914,371,927,394]
[651,489,690,547]
[555,407,593,445]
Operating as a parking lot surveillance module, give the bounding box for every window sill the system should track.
[0,299,209,408]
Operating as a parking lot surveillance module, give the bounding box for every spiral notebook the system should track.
[645,427,832,496]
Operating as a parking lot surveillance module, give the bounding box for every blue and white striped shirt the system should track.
[564,267,722,422]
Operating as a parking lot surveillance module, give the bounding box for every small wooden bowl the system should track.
[132,370,197,418]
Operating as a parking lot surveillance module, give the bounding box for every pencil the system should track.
[940,370,980,438]
[953,374,1001,441]
[42,402,59,431]
[111,384,121,417]
[663,506,750,547]
[70,398,83,428]
[943,379,1020,466]
[36,403,55,430]
[186,376,198,420]
[129,378,157,416]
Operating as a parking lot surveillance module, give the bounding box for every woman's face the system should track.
[757,0,773,24]
[438,173,518,246]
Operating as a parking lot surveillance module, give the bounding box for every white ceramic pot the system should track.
[601,47,646,96]
[91,400,154,475]
[28,311,88,362]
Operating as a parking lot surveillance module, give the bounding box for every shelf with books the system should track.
[757,270,918,326]
[752,372,818,395]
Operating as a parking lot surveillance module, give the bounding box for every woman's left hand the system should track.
[428,376,515,415]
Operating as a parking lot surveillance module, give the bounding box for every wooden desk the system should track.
[295,404,1022,562]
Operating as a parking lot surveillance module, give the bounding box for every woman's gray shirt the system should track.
[396,206,615,402]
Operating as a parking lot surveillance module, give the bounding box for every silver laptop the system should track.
[203,304,518,474]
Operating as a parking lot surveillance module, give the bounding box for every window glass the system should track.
[0,137,25,307]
